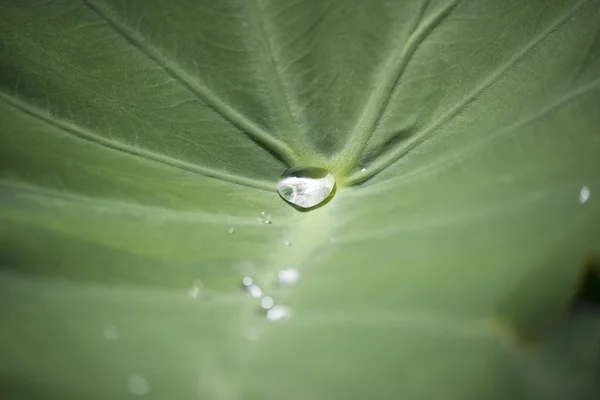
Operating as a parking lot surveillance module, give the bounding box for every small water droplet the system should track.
[242,276,253,287]
[188,279,204,299]
[127,375,151,396]
[580,185,590,204]
[277,268,299,286]
[227,226,235,234]
[102,324,119,341]
[360,167,367,173]
[266,305,292,322]
[247,284,263,298]
[241,277,263,298]
[188,287,199,298]
[258,211,272,224]
[260,296,274,310]
[277,166,335,209]
[283,239,291,247]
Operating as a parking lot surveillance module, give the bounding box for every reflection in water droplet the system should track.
[266,305,292,322]
[227,226,235,234]
[580,185,590,204]
[261,296,274,310]
[283,240,291,247]
[127,375,151,396]
[102,324,119,341]
[360,167,367,173]
[258,212,272,224]
[277,268,299,286]
[277,167,335,208]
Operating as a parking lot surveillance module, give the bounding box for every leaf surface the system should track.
[1,0,600,399]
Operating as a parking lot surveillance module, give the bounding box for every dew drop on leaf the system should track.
[283,239,291,247]
[579,185,590,204]
[266,305,292,322]
[227,226,235,234]
[277,268,299,286]
[247,284,263,298]
[241,276,253,287]
[188,279,203,299]
[241,276,263,298]
[257,211,272,224]
[260,296,274,310]
[277,167,335,209]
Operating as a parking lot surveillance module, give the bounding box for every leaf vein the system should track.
[350,0,592,185]
[0,92,276,191]
[336,0,460,175]
[83,0,298,166]
[244,0,316,159]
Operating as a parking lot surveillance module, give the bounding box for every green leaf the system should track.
[1,0,600,398]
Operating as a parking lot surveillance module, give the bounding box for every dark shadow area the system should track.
[573,255,600,308]
[0,375,59,400]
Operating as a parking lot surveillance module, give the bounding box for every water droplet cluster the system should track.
[258,211,272,224]
[240,267,300,327]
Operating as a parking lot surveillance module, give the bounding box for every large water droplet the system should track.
[277,167,335,209]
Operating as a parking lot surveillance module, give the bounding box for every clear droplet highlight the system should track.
[277,167,335,209]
